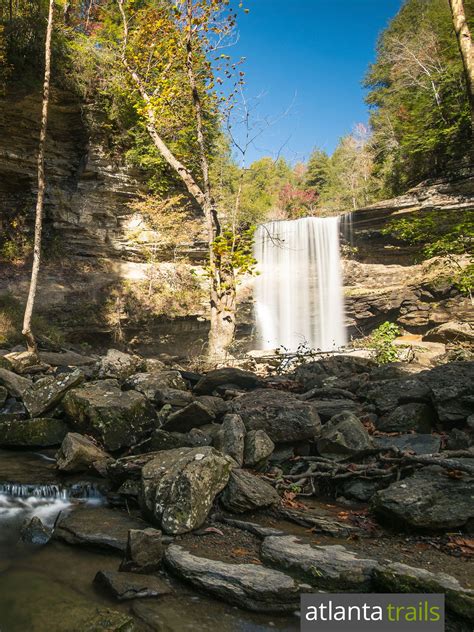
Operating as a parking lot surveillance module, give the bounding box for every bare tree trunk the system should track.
[22,0,54,356]
[448,0,474,133]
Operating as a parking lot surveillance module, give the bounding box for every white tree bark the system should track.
[22,0,54,355]
[448,0,474,131]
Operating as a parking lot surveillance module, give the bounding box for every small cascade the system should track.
[253,216,347,352]
[0,481,105,533]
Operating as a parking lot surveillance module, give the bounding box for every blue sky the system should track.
[230,0,403,164]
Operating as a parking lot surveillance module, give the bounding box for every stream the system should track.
[0,449,299,632]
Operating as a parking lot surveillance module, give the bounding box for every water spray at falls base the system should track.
[253,217,347,352]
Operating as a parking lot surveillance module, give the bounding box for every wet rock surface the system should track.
[164,544,303,612]
[261,535,379,591]
[94,570,171,601]
[54,506,147,552]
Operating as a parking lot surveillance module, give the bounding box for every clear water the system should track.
[253,217,347,352]
[0,451,299,631]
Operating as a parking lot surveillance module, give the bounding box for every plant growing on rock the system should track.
[366,321,401,364]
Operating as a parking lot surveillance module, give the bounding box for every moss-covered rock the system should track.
[62,380,156,451]
[140,446,233,534]
[0,417,68,447]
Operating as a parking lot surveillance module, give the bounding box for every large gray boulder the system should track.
[374,562,474,622]
[376,402,434,433]
[371,466,474,530]
[194,367,260,394]
[56,433,111,473]
[0,385,7,407]
[0,417,68,447]
[317,411,372,460]
[419,362,474,424]
[220,469,280,513]
[23,370,85,418]
[214,414,246,465]
[363,378,431,414]
[63,380,156,451]
[295,355,375,390]
[261,535,378,591]
[164,545,302,612]
[140,447,233,534]
[232,389,321,443]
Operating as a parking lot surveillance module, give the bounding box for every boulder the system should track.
[39,350,96,367]
[161,400,215,433]
[140,447,233,534]
[376,402,434,433]
[214,414,246,465]
[419,362,474,424]
[54,506,147,552]
[243,429,275,468]
[23,369,85,418]
[194,367,260,395]
[374,562,474,622]
[63,381,156,451]
[371,466,474,530]
[220,469,280,513]
[374,433,441,455]
[295,355,375,390]
[0,417,68,447]
[20,516,51,545]
[446,428,471,451]
[0,367,32,397]
[317,412,372,460]
[261,535,378,591]
[94,570,171,601]
[107,452,165,484]
[196,395,229,418]
[340,478,389,502]
[424,321,474,344]
[307,399,360,422]
[0,385,8,407]
[164,545,302,612]
[0,400,27,421]
[124,371,188,400]
[4,350,41,373]
[149,428,211,451]
[56,433,111,473]
[232,389,321,443]
[98,349,144,380]
[120,528,163,573]
[363,378,430,413]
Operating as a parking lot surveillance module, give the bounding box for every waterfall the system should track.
[253,216,347,352]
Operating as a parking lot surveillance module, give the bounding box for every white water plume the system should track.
[253,216,347,352]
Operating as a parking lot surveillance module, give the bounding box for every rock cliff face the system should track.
[0,85,471,350]
[341,174,474,337]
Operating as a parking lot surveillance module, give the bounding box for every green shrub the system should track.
[366,321,401,364]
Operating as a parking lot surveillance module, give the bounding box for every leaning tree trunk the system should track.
[22,0,54,355]
[448,0,474,133]
[184,0,237,363]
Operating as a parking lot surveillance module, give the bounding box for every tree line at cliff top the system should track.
[1,0,472,222]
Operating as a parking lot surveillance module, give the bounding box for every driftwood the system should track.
[275,448,474,493]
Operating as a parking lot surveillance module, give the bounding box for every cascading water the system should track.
[253,216,347,352]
